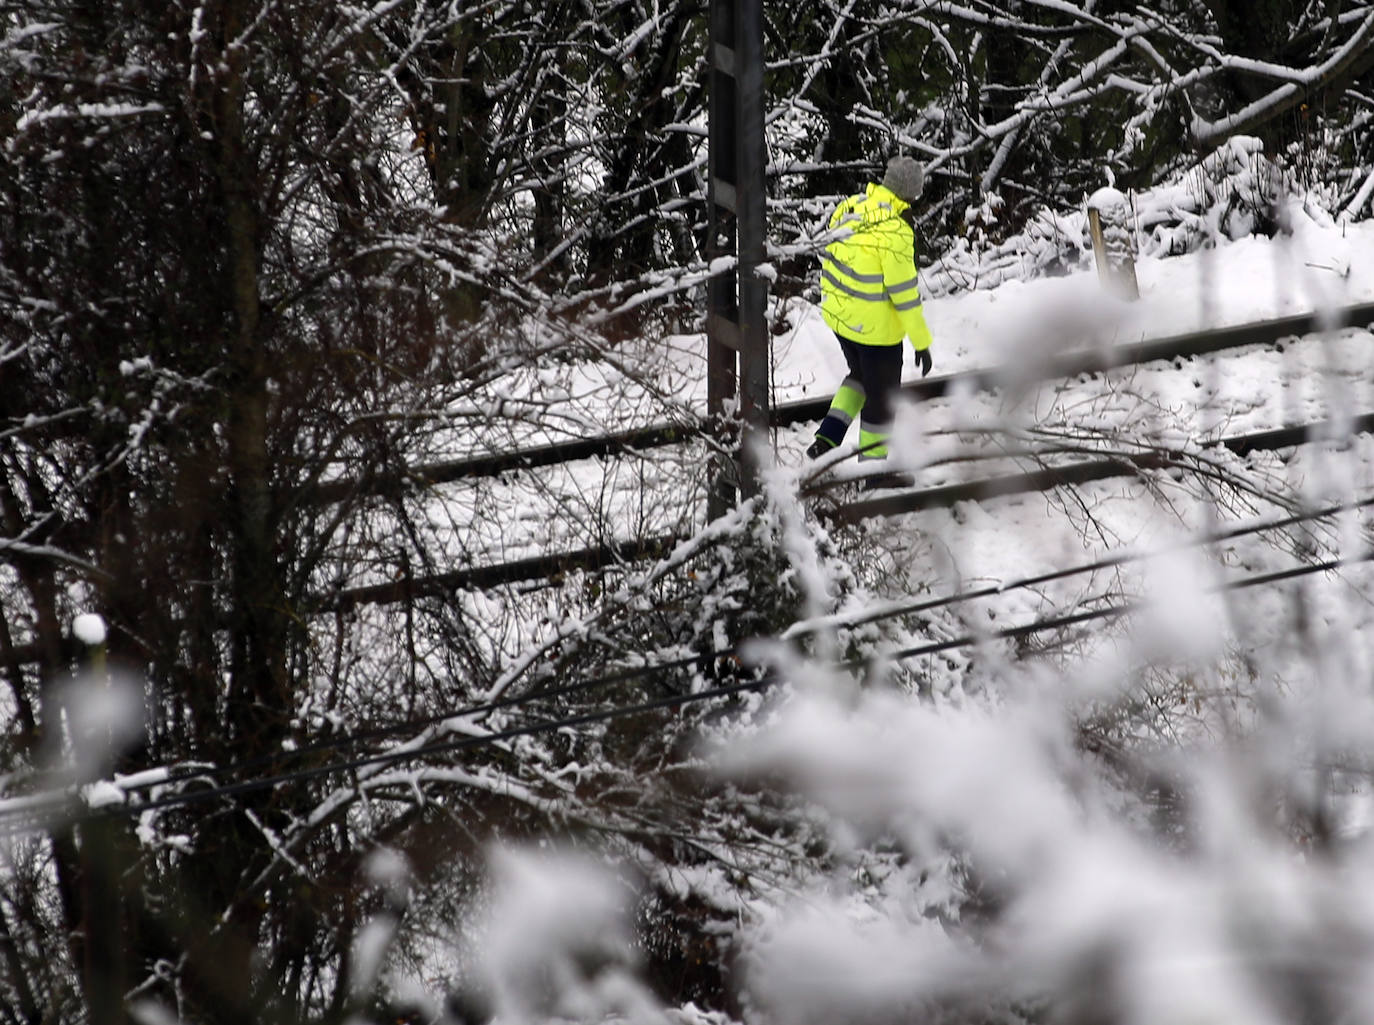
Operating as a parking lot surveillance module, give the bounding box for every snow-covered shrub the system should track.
[923,204,1091,297]
[721,576,1374,1025]
[1143,136,1287,254]
[923,136,1305,299]
[471,847,664,1025]
[679,411,1374,1025]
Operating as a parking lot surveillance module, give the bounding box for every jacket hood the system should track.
[866,182,911,216]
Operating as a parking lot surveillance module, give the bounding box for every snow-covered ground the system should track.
[779,198,1373,399]
[439,191,1374,580]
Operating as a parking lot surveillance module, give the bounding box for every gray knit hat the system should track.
[881,155,925,202]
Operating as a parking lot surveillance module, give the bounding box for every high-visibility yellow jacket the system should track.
[819,183,934,351]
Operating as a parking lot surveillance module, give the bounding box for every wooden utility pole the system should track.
[706,0,769,519]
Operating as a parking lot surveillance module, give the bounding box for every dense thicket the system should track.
[2,2,1373,1024]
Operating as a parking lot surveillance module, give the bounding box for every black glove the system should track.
[913,346,933,377]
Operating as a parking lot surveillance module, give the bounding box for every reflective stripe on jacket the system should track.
[819,183,934,351]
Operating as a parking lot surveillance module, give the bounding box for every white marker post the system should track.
[1086,186,1140,301]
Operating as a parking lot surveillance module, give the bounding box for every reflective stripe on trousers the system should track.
[814,332,902,454]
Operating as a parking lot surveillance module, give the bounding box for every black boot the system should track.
[806,438,835,460]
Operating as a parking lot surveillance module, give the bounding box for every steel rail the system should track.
[310,301,1374,503]
[840,412,1374,521]
[322,411,1374,608]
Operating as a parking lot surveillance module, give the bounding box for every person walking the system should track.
[807,155,935,489]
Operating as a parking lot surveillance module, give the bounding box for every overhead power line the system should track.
[796,493,1374,638]
[56,494,1374,808]
[6,508,1370,834]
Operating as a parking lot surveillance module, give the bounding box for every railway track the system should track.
[313,301,1374,502]
[837,412,1374,522]
[324,298,1374,607]
[326,409,1374,609]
